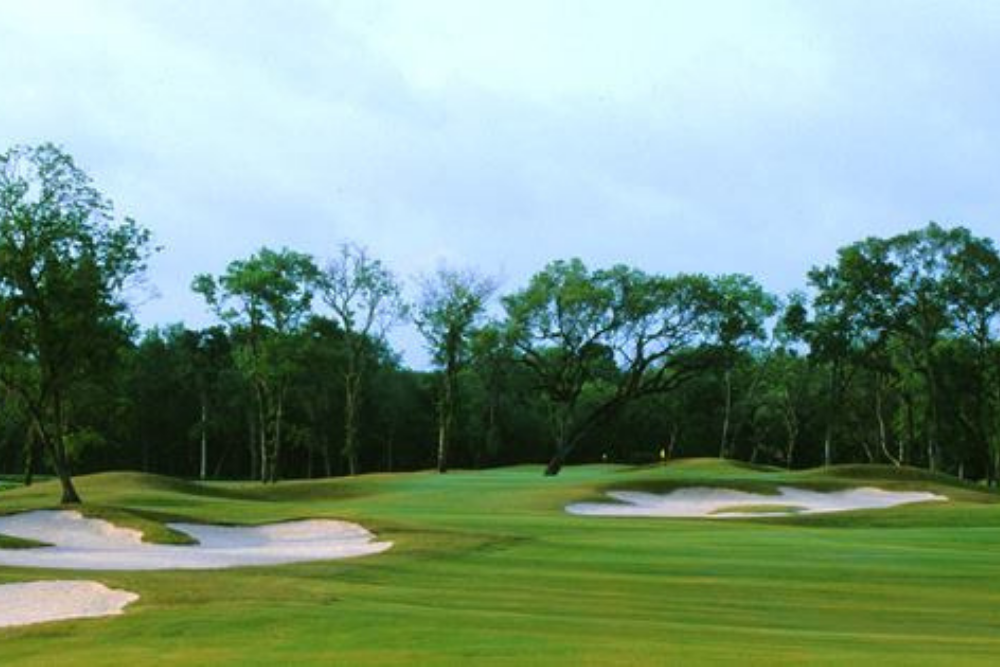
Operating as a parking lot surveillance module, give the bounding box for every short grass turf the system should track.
[1,460,999,666]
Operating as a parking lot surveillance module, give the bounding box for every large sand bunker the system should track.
[567,486,947,518]
[0,580,138,628]
[0,510,391,570]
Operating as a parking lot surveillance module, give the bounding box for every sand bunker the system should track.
[0,580,138,628]
[0,510,391,570]
[567,486,947,518]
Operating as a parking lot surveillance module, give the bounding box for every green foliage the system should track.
[2,159,1000,490]
[415,266,497,472]
[193,248,320,483]
[0,143,153,502]
[318,243,407,474]
[504,259,734,472]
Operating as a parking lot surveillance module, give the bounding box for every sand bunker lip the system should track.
[566,486,948,518]
[0,580,138,628]
[0,510,391,570]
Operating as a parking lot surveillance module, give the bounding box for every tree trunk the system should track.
[247,410,259,482]
[481,394,499,468]
[925,433,937,471]
[272,391,284,483]
[46,398,81,504]
[55,464,82,504]
[719,368,732,459]
[860,438,875,463]
[544,407,576,476]
[386,435,394,473]
[784,426,796,470]
[213,446,230,479]
[782,392,798,470]
[436,415,450,473]
[199,393,208,481]
[823,362,839,467]
[322,443,332,478]
[993,447,1000,489]
[823,428,833,468]
[924,344,940,472]
[256,389,267,483]
[545,448,568,476]
[437,370,456,473]
[875,376,900,466]
[343,370,361,475]
[903,392,916,467]
[23,424,36,487]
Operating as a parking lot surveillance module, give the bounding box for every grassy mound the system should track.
[0,534,48,549]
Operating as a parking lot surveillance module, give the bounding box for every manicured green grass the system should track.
[1,460,999,665]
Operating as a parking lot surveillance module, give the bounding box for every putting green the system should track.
[0,460,998,665]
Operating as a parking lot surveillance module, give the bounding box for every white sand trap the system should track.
[0,511,391,570]
[567,486,948,518]
[0,580,138,628]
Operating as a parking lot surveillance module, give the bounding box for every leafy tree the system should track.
[809,236,902,465]
[318,243,406,475]
[0,144,152,503]
[941,228,1000,483]
[504,259,721,475]
[889,224,959,471]
[708,274,778,458]
[416,267,497,473]
[467,323,516,467]
[764,293,819,468]
[126,326,196,474]
[177,326,232,480]
[193,248,318,483]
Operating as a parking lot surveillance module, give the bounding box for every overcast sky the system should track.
[2,0,999,366]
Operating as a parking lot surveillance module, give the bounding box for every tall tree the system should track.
[178,326,232,480]
[889,224,961,471]
[468,323,516,467]
[504,259,721,475]
[709,274,778,459]
[416,267,496,473]
[941,229,1000,483]
[809,236,901,465]
[0,144,152,504]
[193,247,318,483]
[318,243,406,476]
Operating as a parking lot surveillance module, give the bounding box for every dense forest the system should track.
[3,144,1000,501]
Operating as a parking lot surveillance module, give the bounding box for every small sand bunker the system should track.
[0,580,138,628]
[0,511,391,570]
[567,486,947,518]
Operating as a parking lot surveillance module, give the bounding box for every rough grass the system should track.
[0,460,998,665]
[0,534,48,549]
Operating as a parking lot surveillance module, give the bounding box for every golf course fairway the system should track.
[1,459,999,665]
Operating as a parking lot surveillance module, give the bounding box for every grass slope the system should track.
[1,460,998,665]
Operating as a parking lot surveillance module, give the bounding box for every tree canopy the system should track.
[0,143,152,502]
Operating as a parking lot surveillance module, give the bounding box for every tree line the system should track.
[3,144,1000,503]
